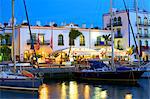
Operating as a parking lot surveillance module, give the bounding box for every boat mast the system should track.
[110,0,115,70]
[135,0,141,66]
[23,0,37,64]
[12,0,16,71]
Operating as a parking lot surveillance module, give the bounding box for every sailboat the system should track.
[74,0,145,83]
[0,0,42,90]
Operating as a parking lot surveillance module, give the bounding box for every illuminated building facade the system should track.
[103,10,150,61]
[0,23,110,62]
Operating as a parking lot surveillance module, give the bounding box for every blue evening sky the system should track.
[0,0,150,27]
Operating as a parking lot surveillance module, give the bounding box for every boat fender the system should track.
[38,72,44,77]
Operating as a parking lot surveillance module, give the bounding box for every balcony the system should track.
[136,22,150,27]
[115,34,123,38]
[107,22,122,27]
[27,40,50,45]
[94,41,111,46]
[140,46,149,51]
[27,39,37,45]
[138,34,150,39]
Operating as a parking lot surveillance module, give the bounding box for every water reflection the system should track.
[125,93,132,99]
[37,79,150,99]
[69,81,78,99]
[84,85,90,99]
[61,82,67,99]
[39,84,49,99]
[93,87,107,99]
[0,79,145,99]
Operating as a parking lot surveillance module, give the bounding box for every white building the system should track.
[12,23,110,62]
[103,10,150,61]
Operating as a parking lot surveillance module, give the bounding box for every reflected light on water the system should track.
[125,93,132,99]
[93,87,107,99]
[61,82,67,99]
[100,90,107,99]
[84,85,90,99]
[69,81,78,99]
[39,84,49,99]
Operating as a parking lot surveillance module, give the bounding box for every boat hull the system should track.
[0,78,42,88]
[74,71,144,82]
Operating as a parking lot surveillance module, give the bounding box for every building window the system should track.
[139,40,142,46]
[138,16,141,24]
[117,40,121,49]
[117,28,122,37]
[31,33,36,43]
[144,17,148,25]
[145,40,148,47]
[114,17,117,25]
[109,19,111,24]
[80,35,85,46]
[139,28,142,36]
[96,36,101,45]
[134,55,138,59]
[95,36,105,46]
[58,34,64,45]
[144,29,148,37]
[118,17,122,25]
[38,34,44,44]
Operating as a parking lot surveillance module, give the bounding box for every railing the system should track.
[27,39,50,45]
[140,46,149,51]
[138,34,150,38]
[80,44,85,46]
[94,42,111,46]
[43,40,50,45]
[107,22,122,27]
[27,39,37,45]
[115,34,123,38]
[136,21,150,27]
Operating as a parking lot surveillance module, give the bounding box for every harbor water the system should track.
[0,79,150,99]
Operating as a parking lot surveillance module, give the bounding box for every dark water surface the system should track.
[0,79,150,99]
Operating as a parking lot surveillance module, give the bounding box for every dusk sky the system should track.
[0,0,150,27]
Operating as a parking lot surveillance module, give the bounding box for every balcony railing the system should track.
[27,39,50,45]
[27,39,37,45]
[115,34,123,38]
[136,22,150,27]
[94,42,111,46]
[138,34,150,38]
[107,22,122,27]
[140,46,149,51]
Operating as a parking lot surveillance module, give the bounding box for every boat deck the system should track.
[0,86,38,91]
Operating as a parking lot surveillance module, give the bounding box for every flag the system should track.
[35,34,40,50]
[50,27,53,49]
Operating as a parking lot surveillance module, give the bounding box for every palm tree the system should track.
[0,34,11,61]
[126,45,134,63]
[0,34,3,45]
[102,34,111,57]
[4,34,10,45]
[68,28,82,59]
[1,45,11,61]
